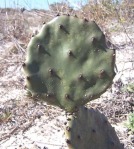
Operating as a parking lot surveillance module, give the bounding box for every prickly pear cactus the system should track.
[64,106,124,149]
[23,15,115,112]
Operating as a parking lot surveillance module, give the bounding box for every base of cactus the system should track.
[64,106,124,149]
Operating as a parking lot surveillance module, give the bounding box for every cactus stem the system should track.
[68,50,73,56]
[74,14,78,18]
[99,69,105,78]
[66,139,71,144]
[66,126,71,131]
[56,13,60,16]
[78,74,84,80]
[68,50,76,58]
[37,44,41,49]
[24,85,27,89]
[64,122,67,125]
[100,69,105,73]
[37,45,50,56]
[92,129,96,133]
[74,106,79,112]
[26,76,30,81]
[22,63,26,67]
[77,135,81,139]
[84,107,88,110]
[92,37,97,45]
[46,93,54,98]
[110,141,115,146]
[89,95,93,99]
[104,120,108,124]
[67,118,71,121]
[48,68,54,75]
[49,68,61,80]
[78,74,87,82]
[84,18,88,22]
[48,68,61,80]
[59,24,64,29]
[65,94,71,100]
[59,24,69,34]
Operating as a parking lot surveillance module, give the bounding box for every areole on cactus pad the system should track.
[23,15,116,112]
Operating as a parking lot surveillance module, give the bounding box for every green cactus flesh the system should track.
[23,15,116,112]
[64,106,124,149]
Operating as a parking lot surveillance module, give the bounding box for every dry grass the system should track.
[0,1,133,43]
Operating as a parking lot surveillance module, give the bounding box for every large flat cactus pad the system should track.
[23,15,116,112]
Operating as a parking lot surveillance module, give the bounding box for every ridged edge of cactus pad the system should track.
[23,15,116,112]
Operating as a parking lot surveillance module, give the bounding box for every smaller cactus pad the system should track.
[64,106,124,149]
[23,15,115,112]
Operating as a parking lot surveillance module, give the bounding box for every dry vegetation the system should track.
[0,0,134,148]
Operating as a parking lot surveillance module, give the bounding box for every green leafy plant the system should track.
[121,83,134,93]
[125,113,134,133]
[0,109,12,123]
[127,83,134,93]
